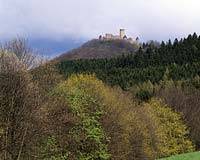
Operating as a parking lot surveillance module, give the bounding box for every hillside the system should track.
[57,33,200,152]
[55,39,139,60]
[57,33,200,88]
[1,36,200,160]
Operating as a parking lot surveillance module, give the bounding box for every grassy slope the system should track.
[159,152,200,160]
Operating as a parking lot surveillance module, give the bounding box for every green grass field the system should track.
[159,152,200,160]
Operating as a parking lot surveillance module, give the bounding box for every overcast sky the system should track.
[0,0,200,55]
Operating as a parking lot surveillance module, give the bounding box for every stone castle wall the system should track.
[99,29,139,46]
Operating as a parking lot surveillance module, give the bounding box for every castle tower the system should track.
[120,29,125,39]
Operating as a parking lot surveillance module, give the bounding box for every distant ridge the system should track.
[55,39,139,61]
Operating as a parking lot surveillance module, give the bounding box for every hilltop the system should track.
[55,39,140,60]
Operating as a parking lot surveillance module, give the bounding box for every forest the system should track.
[0,34,200,160]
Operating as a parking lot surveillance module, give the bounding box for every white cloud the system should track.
[0,0,200,42]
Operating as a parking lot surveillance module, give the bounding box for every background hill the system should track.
[55,39,139,60]
[58,33,200,89]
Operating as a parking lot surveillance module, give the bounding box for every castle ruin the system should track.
[99,29,139,45]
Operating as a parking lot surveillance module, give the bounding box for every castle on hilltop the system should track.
[99,29,139,45]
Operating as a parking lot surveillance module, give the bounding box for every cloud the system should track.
[0,0,200,42]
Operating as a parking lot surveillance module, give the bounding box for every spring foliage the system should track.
[143,99,194,158]
[45,74,194,160]
[51,74,111,160]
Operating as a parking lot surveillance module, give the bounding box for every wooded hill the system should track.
[57,33,200,89]
[1,35,200,160]
[56,33,200,153]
